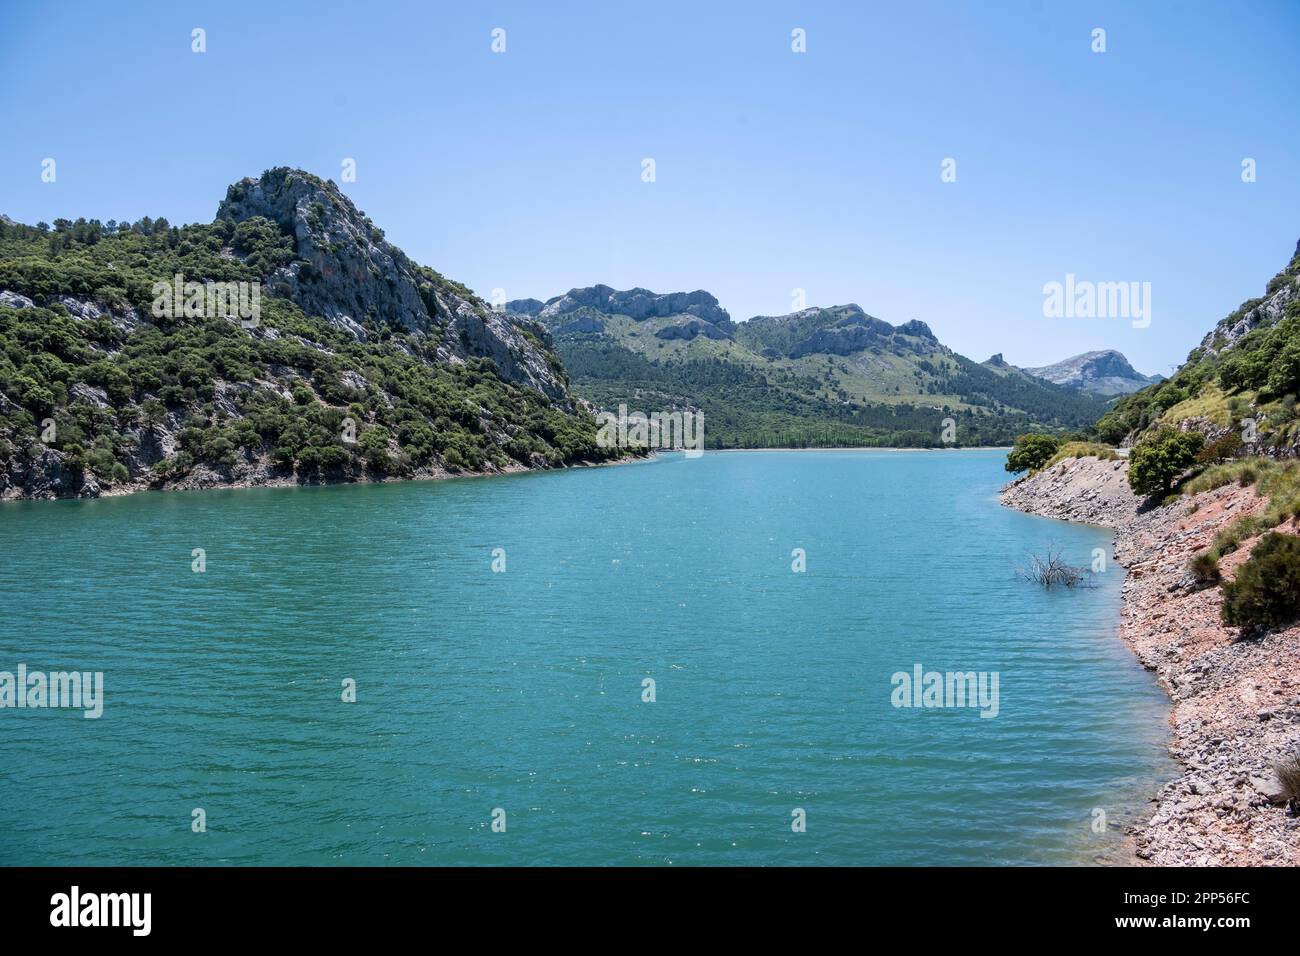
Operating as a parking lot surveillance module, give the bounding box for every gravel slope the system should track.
[1002,457,1300,865]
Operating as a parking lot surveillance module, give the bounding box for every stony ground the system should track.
[1000,453,1139,528]
[1002,457,1300,866]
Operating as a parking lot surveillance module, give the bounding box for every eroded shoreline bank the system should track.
[0,452,649,503]
[1002,456,1300,865]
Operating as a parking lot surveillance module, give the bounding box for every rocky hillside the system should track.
[1198,240,1300,360]
[513,287,1111,448]
[218,169,567,400]
[1096,239,1300,452]
[1021,350,1161,397]
[1002,457,1300,865]
[0,168,620,500]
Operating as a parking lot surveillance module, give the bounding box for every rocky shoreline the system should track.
[0,451,648,502]
[1002,456,1300,865]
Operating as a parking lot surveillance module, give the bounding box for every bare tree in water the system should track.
[1015,545,1096,589]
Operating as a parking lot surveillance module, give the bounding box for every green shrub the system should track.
[85,446,121,480]
[1128,428,1205,497]
[1198,432,1244,464]
[1005,433,1061,473]
[1221,532,1300,632]
[358,425,392,472]
[443,447,468,471]
[1155,385,1188,411]
[1187,551,1221,585]
[1211,515,1262,557]
[1185,458,1271,496]
[1275,754,1300,814]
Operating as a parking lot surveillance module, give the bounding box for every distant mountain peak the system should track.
[518,285,732,326]
[504,297,545,317]
[737,305,938,359]
[1022,349,1160,396]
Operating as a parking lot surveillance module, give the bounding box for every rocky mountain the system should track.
[1198,239,1300,360]
[508,287,734,342]
[1020,350,1161,396]
[736,305,937,359]
[1095,238,1300,450]
[0,168,618,500]
[516,285,733,327]
[514,286,1111,448]
[219,169,567,400]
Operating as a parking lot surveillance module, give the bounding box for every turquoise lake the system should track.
[0,449,1175,865]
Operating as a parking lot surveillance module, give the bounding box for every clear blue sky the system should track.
[2,0,1298,375]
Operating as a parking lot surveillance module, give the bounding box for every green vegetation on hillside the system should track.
[549,305,1110,449]
[560,339,1017,447]
[1095,244,1300,450]
[1003,436,1118,475]
[1221,532,1300,632]
[0,215,615,495]
[1127,428,1204,498]
[1043,441,1118,469]
[1004,433,1061,473]
[1172,457,1300,633]
[1184,458,1300,559]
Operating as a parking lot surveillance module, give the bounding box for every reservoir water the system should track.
[0,449,1174,865]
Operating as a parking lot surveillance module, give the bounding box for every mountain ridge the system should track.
[1021,349,1161,396]
[0,168,620,500]
[512,284,1112,447]
[219,168,569,401]
[1095,238,1300,450]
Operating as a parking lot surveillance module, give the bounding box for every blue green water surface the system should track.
[0,449,1173,865]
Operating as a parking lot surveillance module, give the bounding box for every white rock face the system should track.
[216,168,569,401]
[1196,239,1300,358]
[1023,350,1161,396]
[533,285,731,326]
[0,290,34,310]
